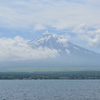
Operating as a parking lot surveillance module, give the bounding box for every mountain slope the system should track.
[28,33,99,57]
[0,33,100,72]
[0,34,100,72]
[27,33,100,71]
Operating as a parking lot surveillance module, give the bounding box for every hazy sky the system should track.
[0,0,100,61]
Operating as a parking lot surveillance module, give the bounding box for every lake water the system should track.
[0,80,100,100]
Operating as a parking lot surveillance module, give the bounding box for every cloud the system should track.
[43,30,50,35]
[34,23,46,30]
[73,23,87,34]
[0,36,58,61]
[88,29,100,36]
[0,0,100,52]
[87,30,100,48]
[57,35,69,43]
[88,35,100,48]
[73,23,100,48]
[86,0,100,5]
[0,0,100,30]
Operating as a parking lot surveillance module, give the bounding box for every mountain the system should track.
[27,33,100,71]
[28,33,98,56]
[1,33,100,72]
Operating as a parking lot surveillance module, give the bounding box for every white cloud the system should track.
[83,29,100,48]
[43,31,50,35]
[57,33,70,43]
[73,23,87,34]
[88,29,100,36]
[73,24,100,48]
[88,35,100,48]
[34,23,46,30]
[0,36,58,61]
[0,0,100,30]
[0,0,100,52]
[57,36,67,43]
[86,0,100,4]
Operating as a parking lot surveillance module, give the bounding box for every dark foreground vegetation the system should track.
[0,71,100,80]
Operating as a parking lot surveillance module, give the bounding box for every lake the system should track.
[0,80,100,100]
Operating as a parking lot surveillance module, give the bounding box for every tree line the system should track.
[0,71,100,79]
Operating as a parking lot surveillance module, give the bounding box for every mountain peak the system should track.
[28,33,68,46]
[28,33,69,51]
[28,33,98,56]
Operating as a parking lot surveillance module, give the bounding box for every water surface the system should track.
[0,80,100,100]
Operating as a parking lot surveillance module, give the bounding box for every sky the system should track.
[0,0,100,61]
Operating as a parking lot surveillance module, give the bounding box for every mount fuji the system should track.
[27,33,100,71]
[28,33,98,56]
[1,33,100,72]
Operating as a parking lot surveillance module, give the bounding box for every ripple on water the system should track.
[0,80,100,100]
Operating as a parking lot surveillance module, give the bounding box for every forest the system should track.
[0,71,100,80]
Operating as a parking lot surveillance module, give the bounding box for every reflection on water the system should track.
[0,80,100,100]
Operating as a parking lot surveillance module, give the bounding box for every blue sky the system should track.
[0,0,100,61]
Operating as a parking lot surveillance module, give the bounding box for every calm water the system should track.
[0,80,100,100]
